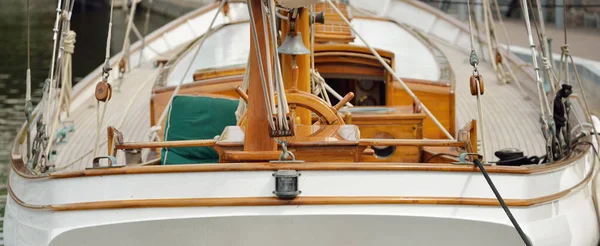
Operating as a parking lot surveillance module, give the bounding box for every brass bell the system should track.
[278,32,310,55]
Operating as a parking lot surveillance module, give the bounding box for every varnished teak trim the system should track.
[116,140,217,149]
[8,155,595,211]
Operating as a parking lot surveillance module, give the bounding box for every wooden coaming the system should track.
[389,78,455,139]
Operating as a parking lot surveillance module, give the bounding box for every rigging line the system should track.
[309,5,331,106]
[520,0,552,121]
[465,0,476,52]
[45,0,65,129]
[473,159,533,246]
[259,1,277,120]
[56,66,163,171]
[465,0,488,163]
[482,0,498,75]
[325,0,454,140]
[533,0,559,93]
[155,0,228,128]
[490,0,528,99]
[140,0,154,65]
[569,54,600,161]
[246,0,277,130]
[121,0,138,70]
[521,0,556,162]
[267,0,289,131]
[25,0,32,159]
[92,0,116,159]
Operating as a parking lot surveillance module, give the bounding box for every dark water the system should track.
[0,1,172,164]
[0,0,173,228]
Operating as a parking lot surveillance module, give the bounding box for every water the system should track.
[0,0,173,235]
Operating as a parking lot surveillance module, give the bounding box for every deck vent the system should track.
[273,170,301,199]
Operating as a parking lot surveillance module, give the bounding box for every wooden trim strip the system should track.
[359,139,466,147]
[8,155,595,211]
[49,149,590,179]
[116,140,217,149]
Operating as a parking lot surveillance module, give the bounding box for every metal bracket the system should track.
[452,153,485,165]
[270,141,304,164]
[88,156,124,169]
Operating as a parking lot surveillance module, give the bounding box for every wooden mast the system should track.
[244,0,276,151]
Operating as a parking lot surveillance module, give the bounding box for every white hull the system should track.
[5,1,600,245]
[5,146,599,245]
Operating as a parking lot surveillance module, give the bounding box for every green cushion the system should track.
[161,95,238,165]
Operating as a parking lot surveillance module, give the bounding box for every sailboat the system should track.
[5,0,600,245]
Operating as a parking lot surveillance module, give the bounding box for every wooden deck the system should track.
[51,35,547,170]
[53,62,159,171]
[434,40,546,160]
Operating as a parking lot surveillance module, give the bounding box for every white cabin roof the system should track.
[167,19,440,86]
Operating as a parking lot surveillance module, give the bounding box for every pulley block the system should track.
[269,114,295,137]
[95,81,113,102]
[495,51,503,64]
[469,75,485,96]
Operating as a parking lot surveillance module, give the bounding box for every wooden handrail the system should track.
[116,139,217,149]
[359,139,466,147]
[115,139,465,150]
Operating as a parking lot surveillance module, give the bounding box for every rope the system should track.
[489,0,528,98]
[139,0,154,65]
[308,6,331,106]
[533,0,558,93]
[45,0,65,132]
[465,0,476,53]
[61,31,75,115]
[472,159,533,246]
[246,0,277,131]
[466,0,488,163]
[43,30,76,158]
[120,0,138,73]
[325,0,454,140]
[26,0,31,103]
[266,0,289,131]
[568,52,600,160]
[311,70,341,106]
[56,65,163,171]
[161,0,229,163]
[93,0,116,158]
[260,1,276,115]
[235,58,251,121]
[155,0,227,130]
[520,0,554,131]
[25,0,32,159]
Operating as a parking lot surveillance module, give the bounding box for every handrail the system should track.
[359,139,466,147]
[116,138,465,149]
[116,139,217,150]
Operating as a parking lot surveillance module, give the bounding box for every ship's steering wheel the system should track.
[237,91,346,127]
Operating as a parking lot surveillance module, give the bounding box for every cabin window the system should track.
[323,78,386,106]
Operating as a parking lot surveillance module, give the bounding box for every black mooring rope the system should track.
[473,159,533,246]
